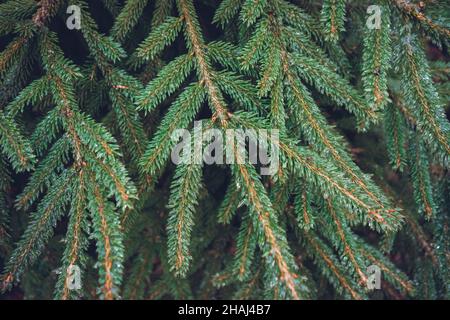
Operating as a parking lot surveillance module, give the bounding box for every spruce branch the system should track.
[320,0,346,42]
[111,0,150,42]
[87,178,124,300]
[167,163,203,277]
[362,3,391,111]
[303,230,366,300]
[55,168,89,300]
[394,0,450,40]
[398,33,450,162]
[0,110,35,171]
[384,103,407,171]
[228,144,304,299]
[233,215,257,281]
[177,0,231,125]
[0,0,448,300]
[1,169,75,291]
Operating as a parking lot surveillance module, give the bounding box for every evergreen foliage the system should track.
[0,0,448,300]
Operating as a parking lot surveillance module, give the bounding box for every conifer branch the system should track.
[177,0,230,125]
[139,82,206,175]
[213,0,244,27]
[231,111,402,230]
[55,169,88,300]
[217,178,242,224]
[1,169,75,291]
[384,104,407,171]
[362,3,391,111]
[135,16,184,62]
[294,183,316,230]
[408,134,436,220]
[399,33,450,160]
[0,0,447,300]
[16,136,70,210]
[136,54,195,113]
[324,199,368,284]
[303,231,365,300]
[167,163,203,277]
[87,177,124,300]
[395,0,450,39]
[233,215,257,281]
[320,0,346,42]
[229,144,303,299]
[359,242,414,295]
[0,110,35,171]
[111,0,150,42]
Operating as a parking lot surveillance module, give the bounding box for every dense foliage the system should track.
[0,0,449,300]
